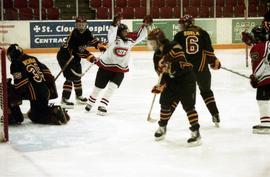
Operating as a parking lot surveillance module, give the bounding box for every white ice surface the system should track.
[1,49,270,177]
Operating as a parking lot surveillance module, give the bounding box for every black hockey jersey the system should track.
[174,26,217,72]
[153,41,195,85]
[10,54,53,100]
[59,28,100,60]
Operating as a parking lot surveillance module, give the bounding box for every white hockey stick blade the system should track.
[147,116,158,123]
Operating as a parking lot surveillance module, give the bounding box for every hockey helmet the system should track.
[7,44,23,62]
[148,28,165,41]
[251,26,267,43]
[147,28,167,50]
[117,23,128,41]
[75,16,87,33]
[178,14,194,30]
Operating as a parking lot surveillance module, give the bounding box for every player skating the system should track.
[85,15,152,116]
[147,28,201,146]
[248,26,270,134]
[57,16,106,109]
[174,14,221,127]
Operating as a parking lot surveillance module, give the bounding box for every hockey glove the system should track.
[242,32,254,46]
[86,54,97,63]
[112,13,123,26]
[250,74,258,88]
[157,57,169,73]
[97,43,107,52]
[210,58,221,70]
[151,84,166,94]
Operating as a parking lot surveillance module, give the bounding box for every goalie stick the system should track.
[147,73,163,123]
[221,66,249,79]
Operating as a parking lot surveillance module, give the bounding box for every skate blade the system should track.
[76,100,87,105]
[97,111,106,116]
[253,129,270,134]
[214,122,220,128]
[155,135,165,141]
[188,140,202,147]
[61,104,74,109]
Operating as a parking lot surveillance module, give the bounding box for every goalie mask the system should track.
[251,26,267,43]
[117,23,128,42]
[75,16,87,33]
[178,14,194,31]
[147,28,167,50]
[7,44,23,62]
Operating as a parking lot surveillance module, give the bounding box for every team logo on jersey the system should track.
[114,47,128,57]
[13,72,22,79]
[250,52,259,61]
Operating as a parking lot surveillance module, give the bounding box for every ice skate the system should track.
[252,124,270,134]
[154,126,166,141]
[61,98,74,109]
[97,106,107,116]
[187,130,201,146]
[76,96,87,104]
[85,104,92,112]
[212,114,220,128]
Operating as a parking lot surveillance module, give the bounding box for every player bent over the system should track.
[248,26,270,134]
[85,15,152,116]
[148,28,201,146]
[57,16,106,109]
[7,44,70,125]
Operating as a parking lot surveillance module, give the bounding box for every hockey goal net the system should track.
[0,48,8,142]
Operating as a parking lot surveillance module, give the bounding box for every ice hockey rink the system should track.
[1,49,270,177]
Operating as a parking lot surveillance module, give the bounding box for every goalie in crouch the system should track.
[7,44,70,125]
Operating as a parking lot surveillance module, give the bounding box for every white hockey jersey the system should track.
[96,25,148,73]
[250,40,270,87]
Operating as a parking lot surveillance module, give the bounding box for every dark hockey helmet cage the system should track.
[75,16,87,33]
[251,26,267,43]
[117,23,128,41]
[7,44,23,61]
[148,28,165,41]
[178,14,194,28]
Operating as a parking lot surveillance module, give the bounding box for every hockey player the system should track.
[249,26,270,134]
[174,14,221,127]
[7,44,70,125]
[148,28,201,146]
[57,16,106,109]
[85,15,152,115]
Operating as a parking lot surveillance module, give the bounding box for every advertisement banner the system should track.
[232,18,262,43]
[30,21,111,48]
[132,19,216,45]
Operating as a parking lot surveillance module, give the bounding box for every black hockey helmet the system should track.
[75,16,87,33]
[7,44,23,61]
[251,26,267,43]
[117,23,128,41]
[178,14,194,30]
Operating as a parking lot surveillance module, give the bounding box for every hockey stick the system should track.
[244,0,249,67]
[221,66,249,79]
[55,56,74,81]
[147,73,163,123]
[71,62,95,77]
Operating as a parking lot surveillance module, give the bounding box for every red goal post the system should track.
[0,48,8,142]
